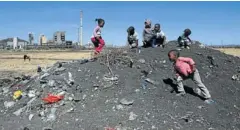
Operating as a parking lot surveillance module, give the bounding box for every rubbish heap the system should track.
[0,41,240,130]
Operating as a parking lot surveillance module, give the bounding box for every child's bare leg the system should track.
[192,69,211,99]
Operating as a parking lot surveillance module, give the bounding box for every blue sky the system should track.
[0,1,240,45]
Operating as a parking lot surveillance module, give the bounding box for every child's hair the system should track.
[154,23,160,28]
[95,18,105,25]
[184,28,191,36]
[168,50,180,57]
[127,26,135,33]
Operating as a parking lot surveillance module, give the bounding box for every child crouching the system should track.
[168,50,213,103]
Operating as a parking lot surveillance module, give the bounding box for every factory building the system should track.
[53,31,65,44]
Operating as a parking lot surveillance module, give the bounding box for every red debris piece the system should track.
[104,127,116,130]
[42,94,64,104]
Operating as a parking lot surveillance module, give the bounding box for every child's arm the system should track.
[178,57,196,72]
[187,36,192,43]
[178,57,195,65]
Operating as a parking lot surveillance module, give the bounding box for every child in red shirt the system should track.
[168,50,212,103]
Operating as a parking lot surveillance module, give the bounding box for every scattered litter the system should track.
[180,111,194,123]
[28,90,36,98]
[197,106,205,109]
[105,127,116,130]
[195,52,203,55]
[232,74,240,81]
[13,90,22,100]
[103,75,119,82]
[116,105,124,110]
[29,114,34,121]
[160,60,166,64]
[48,80,56,87]
[4,101,15,109]
[129,112,138,120]
[138,59,146,64]
[40,73,50,80]
[82,94,87,100]
[141,78,147,89]
[120,98,134,106]
[234,105,240,110]
[46,107,57,122]
[68,72,74,85]
[2,87,9,94]
[13,106,25,116]
[54,67,66,75]
[42,94,64,104]
[145,78,160,85]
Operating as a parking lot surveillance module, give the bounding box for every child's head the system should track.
[168,50,180,62]
[184,28,191,37]
[127,26,135,35]
[144,19,151,28]
[154,23,160,31]
[95,18,105,27]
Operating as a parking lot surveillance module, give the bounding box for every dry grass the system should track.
[0,51,92,75]
[216,48,240,56]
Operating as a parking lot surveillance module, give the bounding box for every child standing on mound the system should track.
[168,50,213,104]
[91,18,105,55]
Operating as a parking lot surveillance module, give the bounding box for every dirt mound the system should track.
[0,41,240,130]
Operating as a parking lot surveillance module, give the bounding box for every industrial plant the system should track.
[0,10,84,50]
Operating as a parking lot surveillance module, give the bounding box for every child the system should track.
[168,50,213,103]
[178,28,192,49]
[142,19,155,48]
[127,26,139,49]
[152,23,167,48]
[91,18,105,55]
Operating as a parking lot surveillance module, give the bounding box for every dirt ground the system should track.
[1,43,239,130]
[0,51,92,75]
[216,48,240,56]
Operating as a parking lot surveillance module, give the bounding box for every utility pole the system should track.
[78,27,80,45]
[80,10,83,47]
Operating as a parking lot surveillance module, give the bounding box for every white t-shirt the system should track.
[128,32,139,41]
[156,30,165,38]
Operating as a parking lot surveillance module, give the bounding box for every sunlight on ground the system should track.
[216,48,240,57]
[0,51,92,75]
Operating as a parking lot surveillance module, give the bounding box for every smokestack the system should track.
[80,10,83,47]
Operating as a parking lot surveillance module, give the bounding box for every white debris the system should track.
[48,80,56,87]
[120,98,134,106]
[129,112,138,121]
[29,114,34,121]
[116,105,124,110]
[28,90,36,98]
[83,94,87,100]
[2,87,9,94]
[13,107,25,116]
[4,101,15,109]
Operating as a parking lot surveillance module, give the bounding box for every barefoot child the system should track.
[168,50,212,103]
[177,28,192,49]
[127,26,139,49]
[91,18,105,55]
